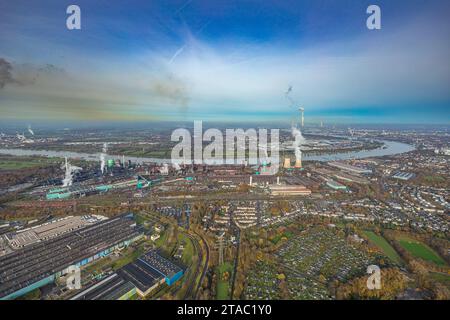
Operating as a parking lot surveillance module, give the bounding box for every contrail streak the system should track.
[169,45,186,65]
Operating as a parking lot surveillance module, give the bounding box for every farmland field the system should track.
[363,231,402,264]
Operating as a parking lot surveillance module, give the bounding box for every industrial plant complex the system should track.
[0,118,449,302]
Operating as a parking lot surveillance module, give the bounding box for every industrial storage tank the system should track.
[107,159,115,168]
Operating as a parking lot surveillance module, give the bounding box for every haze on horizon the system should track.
[0,0,449,124]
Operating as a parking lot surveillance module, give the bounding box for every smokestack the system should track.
[295,152,302,168]
[276,176,280,185]
[283,157,291,168]
[249,176,253,186]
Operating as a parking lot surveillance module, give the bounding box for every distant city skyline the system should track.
[1,0,449,124]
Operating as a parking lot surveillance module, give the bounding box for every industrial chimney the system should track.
[299,107,305,127]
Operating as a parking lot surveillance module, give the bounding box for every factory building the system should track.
[196,174,276,185]
[70,249,184,300]
[46,185,112,200]
[117,258,166,297]
[46,176,143,200]
[391,172,415,181]
[326,179,348,191]
[138,250,184,286]
[3,215,106,250]
[283,158,291,169]
[269,185,312,196]
[70,273,136,300]
[328,161,372,174]
[0,213,142,300]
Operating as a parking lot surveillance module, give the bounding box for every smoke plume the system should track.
[100,143,108,174]
[151,74,189,113]
[62,157,82,187]
[0,58,15,89]
[291,126,305,162]
[27,125,34,136]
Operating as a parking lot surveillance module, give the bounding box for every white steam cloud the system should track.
[100,143,108,174]
[62,157,82,187]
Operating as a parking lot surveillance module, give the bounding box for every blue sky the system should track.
[0,0,449,124]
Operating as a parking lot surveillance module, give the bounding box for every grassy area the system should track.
[83,256,113,275]
[17,288,41,300]
[0,159,45,170]
[423,175,446,184]
[363,231,402,264]
[0,156,64,171]
[178,234,194,266]
[134,214,147,226]
[270,231,294,245]
[155,229,169,248]
[112,246,146,270]
[216,262,233,300]
[396,235,446,266]
[429,272,450,287]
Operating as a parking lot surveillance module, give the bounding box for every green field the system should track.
[177,233,194,266]
[429,272,450,285]
[216,262,233,300]
[112,245,146,270]
[0,157,62,170]
[0,159,44,170]
[423,175,446,184]
[363,231,402,264]
[396,236,446,266]
[270,231,294,245]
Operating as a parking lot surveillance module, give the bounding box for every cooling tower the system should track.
[283,158,291,168]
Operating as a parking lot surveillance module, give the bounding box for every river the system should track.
[0,140,415,164]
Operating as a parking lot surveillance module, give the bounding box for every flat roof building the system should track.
[326,180,348,191]
[0,213,142,300]
[118,259,165,297]
[269,185,312,196]
[328,162,372,174]
[70,273,136,300]
[3,215,106,249]
[139,250,184,286]
[392,172,415,181]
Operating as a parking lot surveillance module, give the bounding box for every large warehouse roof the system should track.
[0,213,141,299]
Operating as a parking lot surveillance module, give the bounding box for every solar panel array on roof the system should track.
[118,259,163,293]
[140,250,183,278]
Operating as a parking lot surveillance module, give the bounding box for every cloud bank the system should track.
[0,1,449,123]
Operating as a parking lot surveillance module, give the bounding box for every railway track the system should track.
[193,231,210,299]
[181,230,210,300]
[182,232,203,299]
